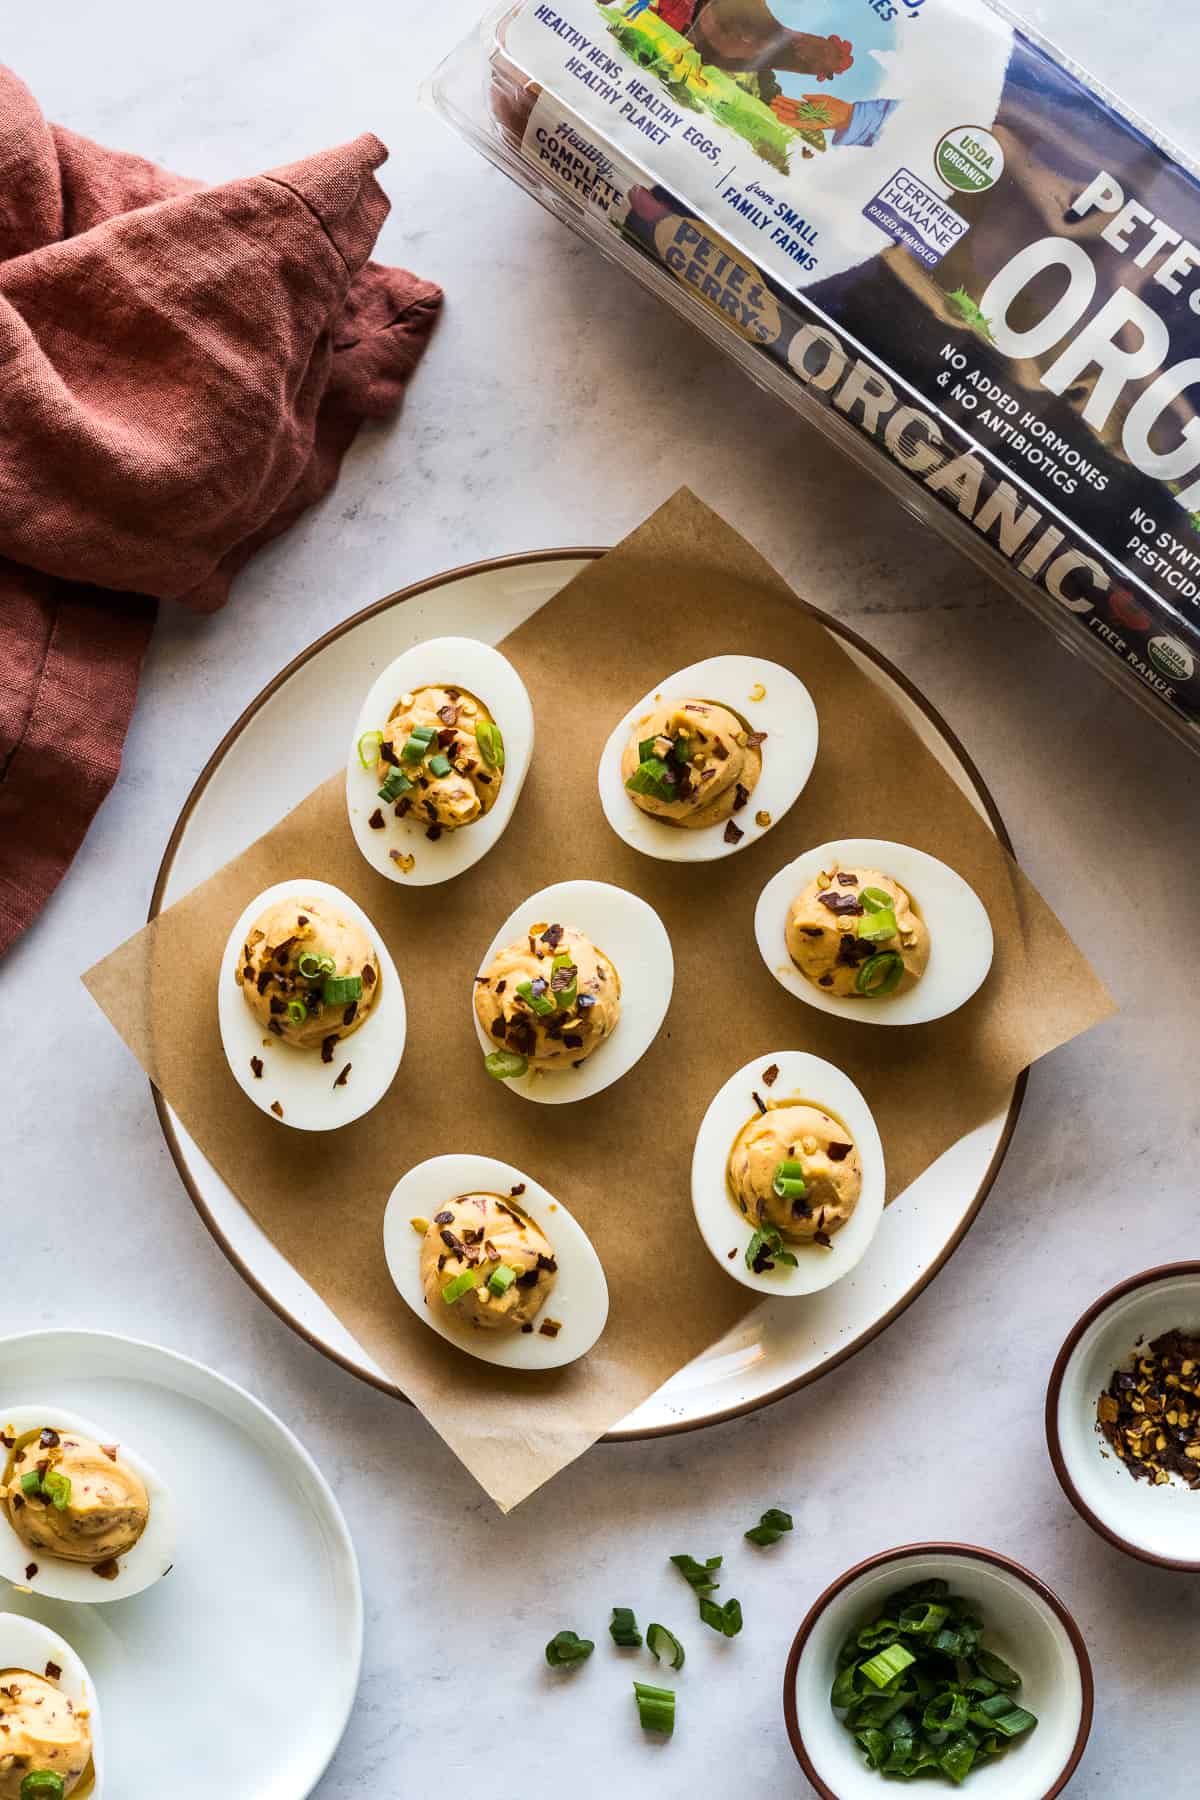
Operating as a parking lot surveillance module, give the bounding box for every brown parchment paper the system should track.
[84,490,1115,1511]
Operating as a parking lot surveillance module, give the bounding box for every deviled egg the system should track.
[692,1052,885,1295]
[383,1154,609,1369]
[219,878,405,1130]
[471,880,673,1104]
[346,636,533,885]
[0,1407,175,1603]
[755,839,993,1026]
[0,1612,103,1797]
[598,655,818,861]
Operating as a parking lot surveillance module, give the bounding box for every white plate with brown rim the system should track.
[0,1330,361,1799]
[148,550,1024,1440]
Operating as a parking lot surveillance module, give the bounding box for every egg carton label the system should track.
[504,0,1200,727]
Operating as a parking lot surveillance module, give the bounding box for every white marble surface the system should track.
[3,2,1199,1794]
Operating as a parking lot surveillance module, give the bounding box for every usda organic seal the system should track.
[935,126,1004,195]
[1147,634,1195,681]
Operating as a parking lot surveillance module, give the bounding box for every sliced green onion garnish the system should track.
[857,907,898,942]
[487,1264,517,1298]
[484,1050,528,1081]
[672,733,690,764]
[625,756,674,800]
[322,974,363,1005]
[637,735,659,762]
[744,1227,798,1272]
[474,720,505,769]
[698,1596,742,1637]
[545,1629,594,1668]
[855,951,905,997]
[400,727,435,763]
[297,950,336,980]
[646,1622,685,1670]
[633,1682,675,1735]
[286,999,308,1024]
[860,1642,917,1688]
[378,767,413,803]
[860,885,894,912]
[745,1507,793,1547]
[610,1607,643,1648]
[19,1471,41,1497]
[427,753,452,778]
[771,1160,808,1201]
[516,978,556,1018]
[670,1553,722,1597]
[441,1270,480,1305]
[357,730,383,769]
[20,1774,67,1800]
[41,1470,71,1512]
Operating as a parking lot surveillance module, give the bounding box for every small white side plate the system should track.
[0,1330,361,1800]
[470,879,673,1105]
[755,838,994,1027]
[383,1153,609,1369]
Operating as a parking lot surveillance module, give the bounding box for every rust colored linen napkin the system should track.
[0,66,442,957]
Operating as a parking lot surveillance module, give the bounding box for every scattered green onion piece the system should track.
[637,735,660,763]
[515,978,556,1018]
[321,974,363,1006]
[641,1624,683,1673]
[441,1270,480,1305]
[670,1553,722,1597]
[427,753,452,779]
[633,1682,675,1736]
[772,1175,807,1202]
[859,885,894,912]
[487,1264,517,1298]
[860,1643,917,1689]
[609,1607,643,1649]
[19,1471,41,1497]
[474,720,505,769]
[672,733,690,764]
[41,1470,71,1512]
[855,951,905,998]
[698,1596,743,1637]
[357,730,383,770]
[484,1050,528,1081]
[545,1629,594,1669]
[286,999,308,1024]
[744,1507,793,1547]
[857,906,899,943]
[21,1775,67,1800]
[378,767,414,803]
[744,1226,798,1272]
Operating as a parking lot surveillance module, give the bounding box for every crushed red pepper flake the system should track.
[1097,1327,1200,1489]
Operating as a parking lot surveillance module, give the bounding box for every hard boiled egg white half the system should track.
[0,1404,176,1604]
[755,837,994,1026]
[598,654,819,862]
[346,636,533,886]
[691,1051,886,1297]
[218,878,406,1131]
[471,879,673,1105]
[0,1611,104,1796]
[383,1154,609,1370]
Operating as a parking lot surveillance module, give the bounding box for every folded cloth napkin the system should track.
[0,66,442,957]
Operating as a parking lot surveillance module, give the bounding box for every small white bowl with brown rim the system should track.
[1045,1262,1200,1571]
[783,1543,1093,1800]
